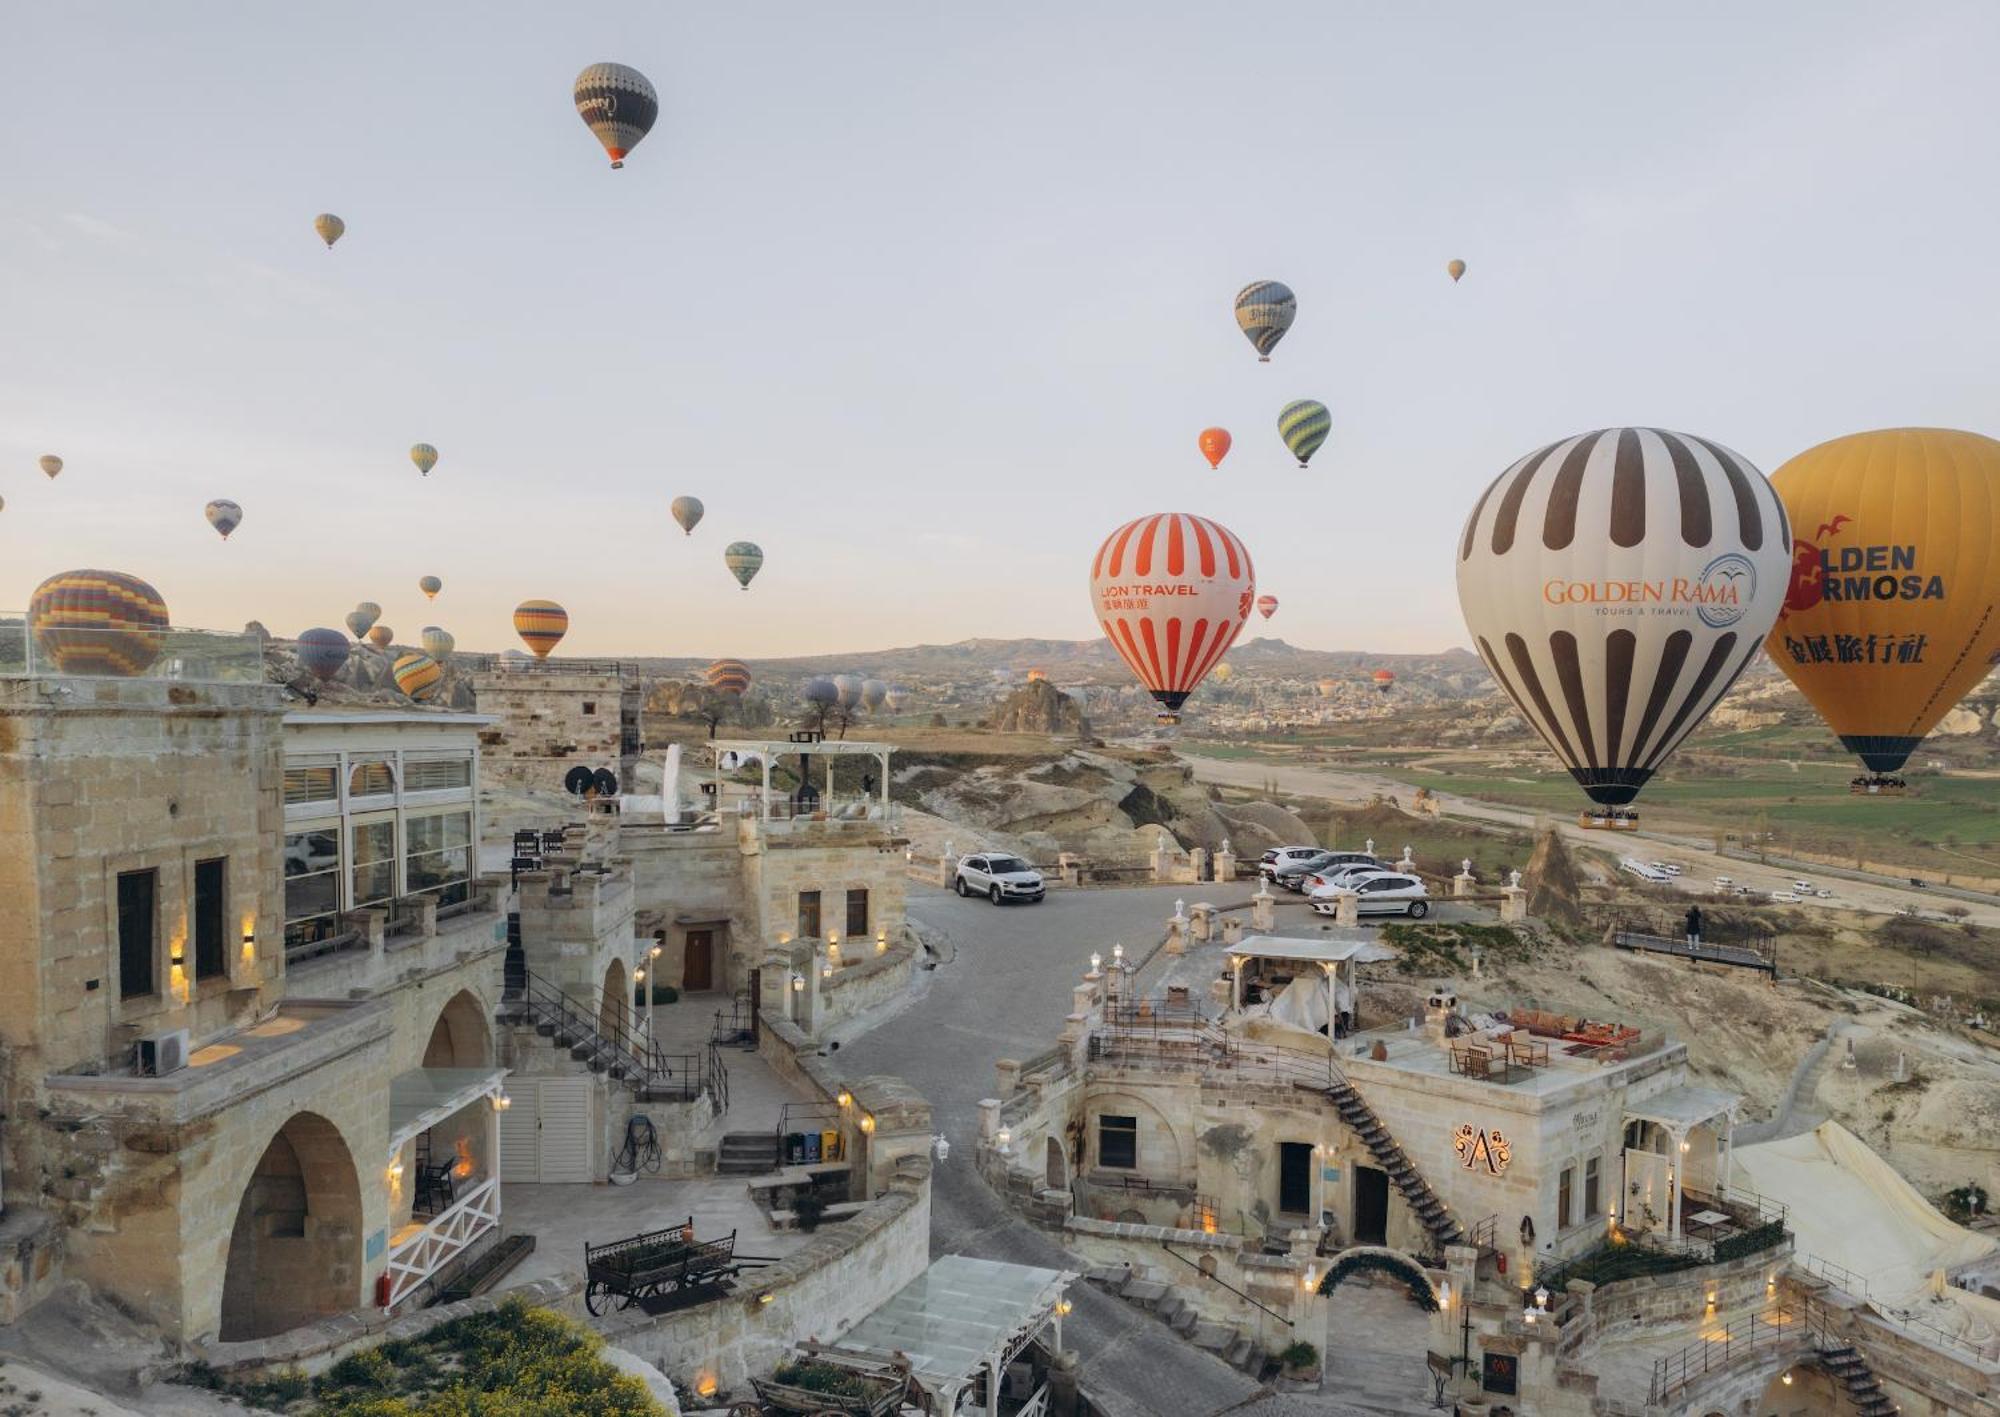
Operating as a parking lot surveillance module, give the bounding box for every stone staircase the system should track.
[1819,1342,1894,1417]
[716,1132,781,1176]
[498,969,720,1107]
[1326,1080,1464,1251]
[1083,1264,1270,1378]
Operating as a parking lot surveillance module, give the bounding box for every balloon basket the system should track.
[1849,776,1909,797]
[1577,809,1639,832]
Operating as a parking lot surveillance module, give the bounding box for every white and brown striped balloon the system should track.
[1456,427,1791,806]
[1090,512,1255,721]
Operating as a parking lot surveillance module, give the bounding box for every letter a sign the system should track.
[1454,1123,1511,1176]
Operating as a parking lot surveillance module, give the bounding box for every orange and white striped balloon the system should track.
[1089,512,1255,722]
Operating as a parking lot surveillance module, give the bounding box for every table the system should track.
[1686,1208,1733,1238]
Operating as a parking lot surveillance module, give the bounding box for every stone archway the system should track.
[219,1112,363,1341]
[1045,1136,1068,1191]
[422,989,493,1068]
[1314,1247,1440,1311]
[601,958,629,1042]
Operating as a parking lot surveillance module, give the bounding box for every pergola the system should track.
[833,1255,1075,1414]
[1225,934,1400,1038]
[715,738,894,822]
[1623,1083,1738,1242]
[384,1065,508,1308]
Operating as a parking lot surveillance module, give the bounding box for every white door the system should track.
[499,1077,595,1183]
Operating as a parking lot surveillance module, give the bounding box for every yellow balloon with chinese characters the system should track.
[1764,428,2000,776]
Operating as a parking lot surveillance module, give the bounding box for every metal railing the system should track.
[1161,1239,1294,1329]
[513,969,726,1107]
[0,617,266,684]
[1089,1000,1342,1092]
[1801,1254,1991,1358]
[1649,1306,1802,1406]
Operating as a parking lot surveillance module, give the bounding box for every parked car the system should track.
[1792,880,1813,893]
[1713,876,1734,887]
[1312,873,1430,919]
[1621,858,1669,882]
[1770,891,1801,904]
[1657,863,1684,876]
[954,853,1045,904]
[1299,855,1387,894]
[1814,889,1833,899]
[1271,851,1343,891]
[1261,846,1325,881]
[1307,863,1395,897]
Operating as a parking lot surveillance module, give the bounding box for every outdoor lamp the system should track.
[1438,1281,1452,1309]
[1112,943,1124,962]
[791,973,805,992]
[1519,1215,1536,1247]
[821,961,833,979]
[836,1089,853,1108]
[1089,952,1102,972]
[1302,1267,1317,1292]
[1534,1286,1550,1311]
[1055,1298,1072,1317]
[759,1293,775,1306]
[1781,1372,1793,1386]
[388,1157,405,1182]
[649,943,662,958]
[1680,1140,1691,1153]
[859,1113,876,1134]
[493,1094,512,1112]
[995,1128,1012,1149]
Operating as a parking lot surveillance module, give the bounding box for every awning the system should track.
[836,1255,1073,1389]
[1233,934,1400,966]
[389,1066,508,1153]
[1625,1083,1738,1132]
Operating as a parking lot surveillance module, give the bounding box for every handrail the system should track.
[514,967,723,1104]
[1160,1239,1293,1329]
[1648,1305,1801,1405]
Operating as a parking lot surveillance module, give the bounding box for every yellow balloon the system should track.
[1447,258,1466,283]
[1765,428,2000,776]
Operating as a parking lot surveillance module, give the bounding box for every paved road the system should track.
[834,882,1275,1417]
[1182,752,2000,926]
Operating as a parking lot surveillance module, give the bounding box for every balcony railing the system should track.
[0,618,265,683]
[385,1176,500,1308]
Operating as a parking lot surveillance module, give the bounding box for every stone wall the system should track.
[818,934,918,1030]
[470,670,634,842]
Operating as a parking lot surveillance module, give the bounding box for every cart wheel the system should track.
[584,1279,610,1316]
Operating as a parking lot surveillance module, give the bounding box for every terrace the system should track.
[0,617,265,684]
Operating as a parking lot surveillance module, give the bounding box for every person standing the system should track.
[1684,904,1703,951]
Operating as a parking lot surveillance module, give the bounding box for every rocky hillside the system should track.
[988,680,1091,736]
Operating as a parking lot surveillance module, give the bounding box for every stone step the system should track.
[1119,1278,1169,1306]
[1191,1321,1235,1353]
[1224,1337,1256,1368]
[1168,1305,1200,1336]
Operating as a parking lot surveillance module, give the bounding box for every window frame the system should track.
[117,868,158,1000]
[193,856,228,981]
[283,755,340,809]
[1584,1154,1602,1219]
[797,889,822,941]
[405,809,472,908]
[1557,1164,1575,1230]
[347,757,397,801]
[1098,1114,1138,1170]
[350,814,399,911]
[845,887,869,938]
[283,825,345,949]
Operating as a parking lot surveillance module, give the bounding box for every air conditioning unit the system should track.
[136,1029,191,1077]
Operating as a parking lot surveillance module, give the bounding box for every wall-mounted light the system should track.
[1438,1280,1452,1309]
[1055,1298,1072,1317]
[1302,1267,1318,1292]
[1679,1140,1691,1153]
[821,961,834,979]
[995,1128,1011,1149]
[694,1375,718,1399]
[827,931,840,948]
[875,936,888,956]
[758,1292,775,1306]
[388,1158,405,1183]
[649,943,662,959]
[836,1089,853,1109]
[493,1094,513,1112]
[859,1114,876,1134]
[1781,1371,1793,1387]
[241,924,256,962]
[791,974,805,992]
[778,931,793,946]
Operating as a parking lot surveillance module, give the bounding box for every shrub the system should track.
[1278,1340,1320,1369]
[794,1190,829,1233]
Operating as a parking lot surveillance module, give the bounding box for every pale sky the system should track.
[4,3,1997,658]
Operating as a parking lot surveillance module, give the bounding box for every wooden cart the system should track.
[583,1217,770,1316]
[747,1350,923,1415]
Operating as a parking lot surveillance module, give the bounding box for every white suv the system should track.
[954,853,1046,905]
[1260,846,1324,881]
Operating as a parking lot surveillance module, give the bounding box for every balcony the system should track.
[0,618,265,684]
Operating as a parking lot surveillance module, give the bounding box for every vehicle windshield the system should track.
[988,857,1032,874]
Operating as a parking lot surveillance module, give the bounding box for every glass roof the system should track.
[388,1067,507,1152]
[836,1255,1071,1385]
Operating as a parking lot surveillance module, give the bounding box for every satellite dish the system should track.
[592,768,619,797]
[563,765,595,796]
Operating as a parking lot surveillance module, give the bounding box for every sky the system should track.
[3,2,1999,659]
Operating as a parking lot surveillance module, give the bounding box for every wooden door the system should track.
[683,930,714,991]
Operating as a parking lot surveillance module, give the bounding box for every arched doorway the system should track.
[219,1113,363,1340]
[1045,1137,1067,1191]
[423,989,493,1068]
[601,958,629,1042]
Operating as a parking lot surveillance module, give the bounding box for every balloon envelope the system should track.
[803,676,838,707]
[671,496,704,536]
[831,674,864,708]
[1447,259,1467,283]
[724,541,763,590]
[29,569,169,677]
[314,213,345,249]
[392,652,444,702]
[1089,512,1255,722]
[861,679,888,711]
[420,626,455,659]
[1199,428,1232,470]
[885,686,910,711]
[39,455,62,479]
[345,608,377,640]
[1456,426,1791,806]
[419,576,442,600]
[513,600,568,659]
[205,499,243,540]
[297,628,350,682]
[410,444,438,477]
[1256,595,1278,620]
[1278,400,1331,467]
[1764,428,2000,774]
[574,63,658,168]
[368,625,395,650]
[705,658,752,696]
[1234,281,1295,361]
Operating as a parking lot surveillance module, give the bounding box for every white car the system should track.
[1260,846,1325,881]
[1659,863,1684,876]
[1714,876,1734,887]
[1308,864,1397,899]
[1770,891,1801,904]
[954,853,1045,904]
[1312,873,1430,919]
[1792,880,1813,893]
[1815,889,1833,899]
[1621,858,1669,882]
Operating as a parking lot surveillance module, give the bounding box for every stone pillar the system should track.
[995,1058,1022,1097]
[1220,915,1244,945]
[1335,891,1359,928]
[977,1098,1003,1139]
[1215,841,1236,882]
[1059,852,1083,887]
[1187,847,1208,884]
[1251,883,1276,932]
[1189,902,1213,942]
[1165,906,1188,955]
[1047,1349,1082,1417]
[938,853,957,887]
[1454,859,1477,897]
[800,953,826,1035]
[1499,882,1527,922]
[1150,830,1171,881]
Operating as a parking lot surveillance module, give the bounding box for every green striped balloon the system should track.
[1278,399,1331,467]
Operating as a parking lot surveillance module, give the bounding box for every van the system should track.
[1713,876,1733,887]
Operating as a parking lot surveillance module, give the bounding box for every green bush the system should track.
[1713,1220,1789,1263]
[1278,1340,1320,1369]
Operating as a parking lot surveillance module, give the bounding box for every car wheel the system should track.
[953,876,967,897]
[989,885,1003,905]
[1408,900,1429,919]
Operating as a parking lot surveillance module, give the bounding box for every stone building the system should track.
[468,663,641,844]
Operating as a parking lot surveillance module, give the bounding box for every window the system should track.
[348,758,395,798]
[1558,1165,1575,1229]
[1278,1141,1313,1215]
[797,890,821,940]
[284,828,343,948]
[352,819,397,908]
[845,888,869,938]
[403,756,471,792]
[1098,1114,1137,1170]
[406,811,471,908]
[1584,1155,1601,1219]
[117,869,157,999]
[193,857,227,980]
[283,760,338,806]
[581,701,596,716]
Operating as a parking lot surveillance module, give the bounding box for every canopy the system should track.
[389,1067,507,1153]
[1232,934,1399,966]
[836,1255,1072,1390]
[1624,1083,1738,1132]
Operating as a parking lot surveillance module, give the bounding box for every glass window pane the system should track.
[353,820,396,907]
[284,763,338,805]
[349,759,395,797]
[404,757,471,792]
[284,830,340,878]
[408,845,469,895]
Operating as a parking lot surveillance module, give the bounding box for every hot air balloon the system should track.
[39,455,62,479]
[205,499,243,540]
[513,600,568,659]
[1256,595,1278,620]
[1212,662,1234,684]
[1456,427,1791,823]
[1089,512,1255,723]
[724,542,763,590]
[1234,281,1295,362]
[1372,669,1396,694]
[1447,259,1467,283]
[314,214,345,250]
[1763,428,2000,786]
[802,676,839,727]
[671,496,704,536]
[392,652,444,703]
[28,570,169,677]
[884,685,910,712]
[346,602,381,640]
[419,575,442,600]
[861,679,888,711]
[1316,678,1338,699]
[705,658,752,697]
[831,674,864,709]
[1278,400,1331,468]
[297,628,350,682]
[1199,428,1232,470]
[1025,668,1048,684]
[410,444,438,477]
[368,625,395,650]
[0,494,7,513]
[574,63,658,169]
[421,626,455,660]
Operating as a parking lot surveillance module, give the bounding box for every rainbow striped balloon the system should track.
[1278,399,1331,467]
[513,600,568,659]
[392,652,444,702]
[705,658,752,696]
[29,569,170,677]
